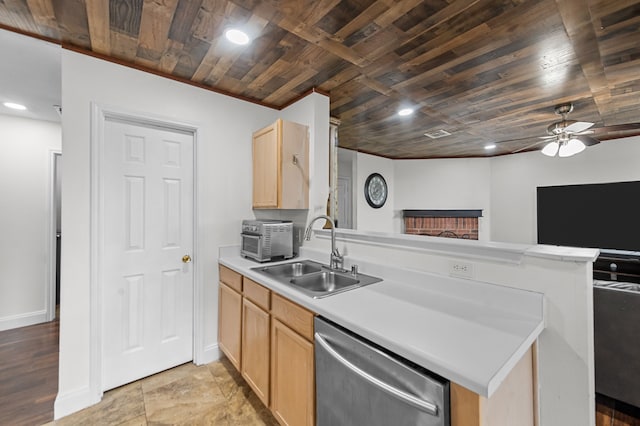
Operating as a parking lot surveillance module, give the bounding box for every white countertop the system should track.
[219,246,544,397]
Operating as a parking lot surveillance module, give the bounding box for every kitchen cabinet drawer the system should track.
[219,264,242,292]
[271,293,314,341]
[243,277,270,310]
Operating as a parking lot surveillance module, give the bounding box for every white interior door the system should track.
[102,118,194,391]
[337,176,352,229]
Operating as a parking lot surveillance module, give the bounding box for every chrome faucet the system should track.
[304,215,344,271]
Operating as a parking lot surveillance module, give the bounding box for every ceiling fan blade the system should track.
[538,135,556,139]
[512,139,550,153]
[565,121,594,133]
[575,135,600,146]
[573,129,594,135]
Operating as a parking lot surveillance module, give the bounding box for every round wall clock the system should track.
[364,173,388,208]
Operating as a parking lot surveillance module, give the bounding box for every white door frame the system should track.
[47,150,62,321]
[89,103,202,401]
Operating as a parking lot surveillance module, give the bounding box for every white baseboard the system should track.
[54,385,101,419]
[198,343,221,365]
[0,309,48,331]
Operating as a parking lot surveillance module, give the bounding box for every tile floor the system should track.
[44,358,278,425]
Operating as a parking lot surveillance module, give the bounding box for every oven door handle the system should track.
[315,332,439,416]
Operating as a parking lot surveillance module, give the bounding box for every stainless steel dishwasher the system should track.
[315,317,450,426]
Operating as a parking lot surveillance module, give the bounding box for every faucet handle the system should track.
[330,249,344,271]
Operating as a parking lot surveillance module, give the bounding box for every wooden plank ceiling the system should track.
[1,0,639,158]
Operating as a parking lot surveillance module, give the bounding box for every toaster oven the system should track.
[241,219,293,262]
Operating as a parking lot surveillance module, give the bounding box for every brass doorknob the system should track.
[182,255,192,263]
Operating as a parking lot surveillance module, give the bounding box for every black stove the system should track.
[593,250,640,285]
[593,250,640,409]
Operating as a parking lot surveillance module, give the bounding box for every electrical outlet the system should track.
[449,261,474,279]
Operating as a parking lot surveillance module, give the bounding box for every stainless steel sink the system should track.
[254,260,323,279]
[291,271,359,292]
[252,260,382,298]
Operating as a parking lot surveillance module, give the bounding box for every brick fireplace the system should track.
[403,210,482,240]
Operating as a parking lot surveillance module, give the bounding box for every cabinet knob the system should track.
[182,255,192,263]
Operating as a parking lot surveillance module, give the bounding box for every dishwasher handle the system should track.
[315,332,439,417]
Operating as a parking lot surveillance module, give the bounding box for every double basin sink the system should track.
[252,259,382,299]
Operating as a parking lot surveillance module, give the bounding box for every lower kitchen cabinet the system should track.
[218,280,242,371]
[271,318,315,426]
[218,264,316,425]
[219,263,538,426]
[241,297,271,406]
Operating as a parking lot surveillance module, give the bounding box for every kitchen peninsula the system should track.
[218,228,597,425]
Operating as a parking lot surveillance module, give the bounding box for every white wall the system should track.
[356,152,395,232]
[281,93,330,218]
[393,158,492,240]
[349,135,640,245]
[56,50,327,417]
[491,136,640,244]
[0,114,61,330]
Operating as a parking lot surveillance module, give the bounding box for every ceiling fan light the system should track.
[558,139,586,157]
[541,141,559,157]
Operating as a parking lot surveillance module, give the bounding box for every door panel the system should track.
[337,176,352,229]
[252,123,279,208]
[102,119,194,390]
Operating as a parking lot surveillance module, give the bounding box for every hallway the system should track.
[0,316,59,425]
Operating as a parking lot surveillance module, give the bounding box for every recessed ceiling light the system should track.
[225,29,250,45]
[3,102,27,110]
[484,144,496,150]
[398,108,414,116]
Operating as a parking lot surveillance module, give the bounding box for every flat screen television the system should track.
[537,180,640,253]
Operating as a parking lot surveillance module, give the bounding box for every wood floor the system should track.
[597,394,640,426]
[2,316,640,425]
[0,316,59,426]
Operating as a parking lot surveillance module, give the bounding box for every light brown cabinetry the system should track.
[218,265,243,370]
[252,119,309,209]
[218,265,316,425]
[270,294,315,426]
[241,279,271,406]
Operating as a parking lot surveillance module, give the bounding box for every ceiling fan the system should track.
[508,103,640,157]
[525,103,599,157]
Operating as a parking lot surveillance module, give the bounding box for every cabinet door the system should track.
[241,298,270,406]
[253,122,279,208]
[218,282,242,370]
[271,319,314,426]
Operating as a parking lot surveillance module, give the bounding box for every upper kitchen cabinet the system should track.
[253,119,309,209]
